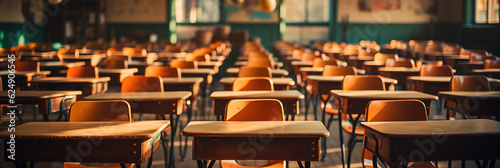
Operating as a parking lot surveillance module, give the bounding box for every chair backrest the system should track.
[14,61,40,72]
[385,58,415,68]
[238,66,272,77]
[470,54,497,62]
[225,99,284,121]
[247,57,274,69]
[145,66,181,78]
[450,75,490,91]
[323,65,356,76]
[373,53,397,63]
[233,77,274,91]
[485,59,500,69]
[121,76,164,92]
[69,100,132,122]
[342,75,385,91]
[107,55,130,62]
[170,59,198,69]
[301,51,317,62]
[67,66,99,78]
[312,57,338,67]
[420,64,453,76]
[105,59,128,69]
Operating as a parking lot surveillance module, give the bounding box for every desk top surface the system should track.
[0,70,50,76]
[361,119,500,138]
[472,68,500,73]
[378,67,420,72]
[0,90,82,99]
[235,61,284,67]
[99,68,138,73]
[180,68,216,74]
[438,91,500,98]
[182,121,329,138]
[219,77,295,85]
[161,77,204,84]
[39,61,86,67]
[211,90,304,99]
[307,75,397,84]
[407,76,500,83]
[0,121,169,140]
[226,68,289,75]
[84,91,192,101]
[290,61,313,66]
[330,90,438,100]
[30,77,111,83]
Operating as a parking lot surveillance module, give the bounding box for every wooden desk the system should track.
[472,68,500,79]
[362,61,385,74]
[180,68,217,119]
[162,77,203,132]
[30,77,110,99]
[378,67,420,88]
[84,91,192,168]
[99,68,138,89]
[225,67,289,77]
[60,54,106,66]
[39,61,86,76]
[18,51,57,61]
[210,90,304,120]
[219,77,295,91]
[0,121,170,167]
[407,76,500,95]
[0,71,51,90]
[197,61,222,73]
[234,61,284,69]
[360,119,500,167]
[0,90,81,122]
[348,56,373,69]
[458,61,484,74]
[291,61,313,74]
[439,91,500,120]
[182,121,330,168]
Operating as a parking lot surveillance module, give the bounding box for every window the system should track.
[475,0,499,23]
[285,0,330,23]
[176,0,220,23]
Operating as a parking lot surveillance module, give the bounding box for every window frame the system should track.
[284,0,330,24]
[473,0,500,24]
[175,0,221,24]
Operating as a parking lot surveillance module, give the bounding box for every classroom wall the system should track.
[0,0,44,48]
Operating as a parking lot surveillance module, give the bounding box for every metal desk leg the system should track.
[345,114,362,168]
[168,114,180,168]
[179,101,191,161]
[320,94,331,161]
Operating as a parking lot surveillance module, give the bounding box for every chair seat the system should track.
[64,163,134,168]
[220,160,285,168]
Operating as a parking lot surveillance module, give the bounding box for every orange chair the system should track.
[373,53,397,63]
[445,75,490,120]
[322,65,356,76]
[105,59,128,69]
[362,100,435,168]
[238,66,272,78]
[64,100,134,168]
[14,61,40,72]
[220,99,285,168]
[145,66,181,78]
[420,65,453,76]
[170,59,198,69]
[121,76,163,92]
[415,60,444,69]
[331,75,385,168]
[312,57,338,67]
[233,77,274,91]
[67,66,99,78]
[485,59,500,68]
[301,51,317,62]
[248,57,275,69]
[385,58,415,68]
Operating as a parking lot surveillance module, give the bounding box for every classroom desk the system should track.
[234,61,284,69]
[84,91,192,168]
[362,61,385,74]
[407,76,500,95]
[18,51,57,61]
[0,90,81,122]
[180,68,217,119]
[0,71,51,90]
[291,61,313,73]
[378,67,420,88]
[39,61,86,76]
[360,119,500,168]
[219,77,295,91]
[99,68,138,90]
[30,77,110,99]
[60,54,106,66]
[210,90,304,120]
[162,77,203,133]
[225,67,289,77]
[0,121,170,168]
[329,90,438,168]
[443,55,469,68]
[197,61,222,73]
[182,121,330,168]
[458,61,484,74]
[439,91,500,120]
[348,56,373,69]
[471,68,500,78]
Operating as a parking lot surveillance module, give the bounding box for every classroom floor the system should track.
[1,82,499,168]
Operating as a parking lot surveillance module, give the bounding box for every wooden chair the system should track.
[14,61,40,72]
[248,57,275,69]
[445,75,490,120]
[64,100,134,168]
[373,53,397,63]
[233,77,274,91]
[322,65,356,76]
[470,54,497,62]
[145,66,181,78]
[301,51,317,62]
[362,100,435,168]
[415,61,444,69]
[485,59,500,68]
[420,65,453,76]
[385,58,415,68]
[67,66,99,78]
[170,59,198,69]
[312,57,338,67]
[238,66,272,78]
[121,76,163,92]
[220,99,285,168]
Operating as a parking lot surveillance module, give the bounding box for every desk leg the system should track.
[296,161,311,168]
[312,93,318,121]
[200,82,207,120]
[196,160,215,168]
[168,114,180,168]
[320,94,331,161]
[345,114,362,168]
[37,99,50,121]
[338,112,345,168]
[179,100,191,161]
[303,81,310,121]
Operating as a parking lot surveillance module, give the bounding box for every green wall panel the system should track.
[0,23,45,48]
[106,23,169,42]
[229,23,280,49]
